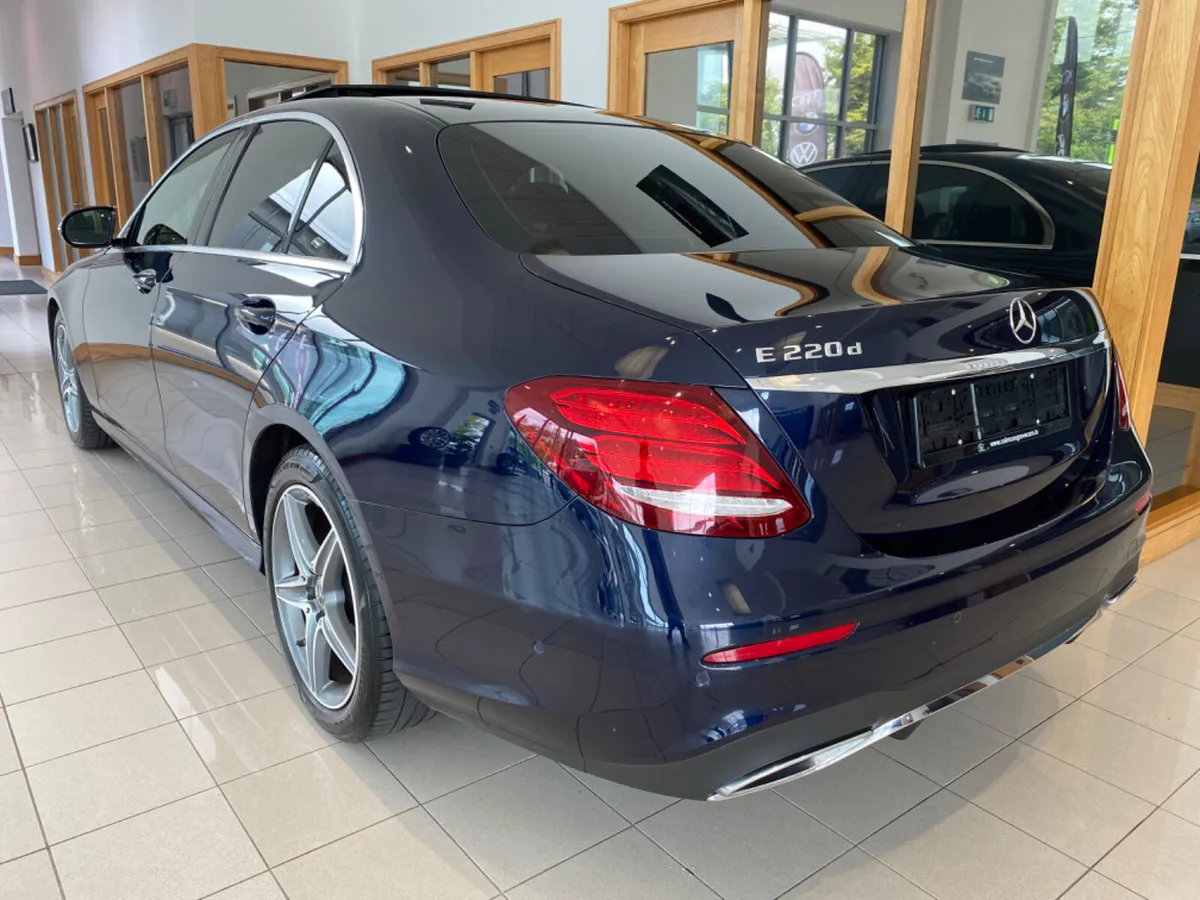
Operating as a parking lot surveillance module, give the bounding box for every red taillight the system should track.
[1115,357,1131,432]
[504,376,811,538]
[702,622,858,665]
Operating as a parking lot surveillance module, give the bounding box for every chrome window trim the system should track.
[807,158,1056,248]
[746,331,1109,395]
[1180,252,1200,260]
[116,109,364,271]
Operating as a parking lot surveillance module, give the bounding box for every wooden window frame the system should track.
[371,19,562,99]
[82,43,348,227]
[33,90,87,274]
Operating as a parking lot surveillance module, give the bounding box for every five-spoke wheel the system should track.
[55,320,81,435]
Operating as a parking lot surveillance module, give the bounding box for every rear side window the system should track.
[438,122,908,256]
[134,131,237,246]
[205,121,331,253]
[806,162,888,219]
[913,163,1049,245]
[287,145,354,262]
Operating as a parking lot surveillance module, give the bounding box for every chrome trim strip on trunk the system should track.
[707,577,1135,802]
[746,332,1108,395]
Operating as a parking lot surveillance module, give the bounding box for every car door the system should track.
[909,162,1059,280]
[152,118,355,535]
[82,131,238,459]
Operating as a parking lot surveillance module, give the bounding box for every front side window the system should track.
[439,121,908,256]
[759,13,886,164]
[205,121,331,253]
[133,131,237,247]
[913,164,1049,245]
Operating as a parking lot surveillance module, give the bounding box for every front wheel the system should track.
[265,445,432,740]
[51,312,111,449]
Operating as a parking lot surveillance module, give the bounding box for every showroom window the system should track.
[760,12,886,165]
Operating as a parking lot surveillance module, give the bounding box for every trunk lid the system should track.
[524,247,1112,554]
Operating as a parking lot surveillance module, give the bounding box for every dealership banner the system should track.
[788,52,827,166]
[1055,16,1079,156]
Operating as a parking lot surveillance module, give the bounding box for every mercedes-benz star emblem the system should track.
[1008,297,1038,345]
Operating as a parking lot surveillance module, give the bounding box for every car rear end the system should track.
[418,111,1151,799]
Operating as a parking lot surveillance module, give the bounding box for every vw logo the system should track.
[1008,297,1039,345]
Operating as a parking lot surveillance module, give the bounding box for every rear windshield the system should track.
[438,121,910,256]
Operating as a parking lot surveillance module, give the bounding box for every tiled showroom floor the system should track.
[2,261,1200,900]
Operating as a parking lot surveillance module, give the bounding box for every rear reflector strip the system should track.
[702,622,857,665]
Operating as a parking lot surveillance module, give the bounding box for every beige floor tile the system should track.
[12,446,99,470]
[0,770,44,862]
[1140,556,1200,602]
[957,671,1074,737]
[133,489,186,515]
[1085,665,1200,748]
[1136,633,1200,690]
[1022,701,1200,802]
[76,541,194,589]
[567,768,677,823]
[43,494,150,531]
[98,568,224,623]
[0,487,45,513]
[0,469,28,492]
[274,808,495,900]
[51,790,264,900]
[509,828,718,900]
[774,746,939,843]
[19,459,114,488]
[0,851,61,900]
[1097,809,1200,900]
[229,590,277,636]
[59,517,171,558]
[203,559,267,597]
[176,531,238,566]
[0,454,17,473]
[369,714,534,802]
[0,533,71,575]
[0,627,140,704]
[96,451,144,475]
[950,743,1153,865]
[1164,769,1200,827]
[427,756,625,891]
[1076,609,1173,662]
[32,478,128,509]
[862,792,1083,900]
[152,509,213,539]
[180,688,335,783]
[874,708,1010,785]
[0,592,112,654]
[150,637,293,718]
[780,849,932,900]
[1112,583,1200,631]
[0,509,56,543]
[28,723,214,844]
[115,470,168,495]
[0,710,18,775]
[205,874,286,900]
[6,670,174,766]
[1021,641,1127,697]
[2,432,73,454]
[0,560,93,612]
[121,600,258,666]
[640,791,848,900]
[223,742,415,865]
[1059,872,1143,900]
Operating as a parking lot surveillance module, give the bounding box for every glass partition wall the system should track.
[373,20,561,101]
[33,91,88,271]
[82,45,348,228]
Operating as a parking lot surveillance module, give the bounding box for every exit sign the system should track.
[969,104,995,122]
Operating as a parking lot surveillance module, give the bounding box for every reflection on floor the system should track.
[1147,404,1193,494]
[3,257,1200,899]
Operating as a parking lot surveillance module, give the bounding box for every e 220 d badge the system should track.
[755,341,864,363]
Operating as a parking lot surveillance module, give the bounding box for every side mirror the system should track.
[60,206,116,249]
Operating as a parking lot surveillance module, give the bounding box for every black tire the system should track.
[51,310,112,450]
[264,445,433,740]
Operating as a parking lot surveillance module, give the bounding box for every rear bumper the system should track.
[359,432,1149,801]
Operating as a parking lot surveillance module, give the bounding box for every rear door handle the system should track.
[132,269,157,294]
[234,297,276,334]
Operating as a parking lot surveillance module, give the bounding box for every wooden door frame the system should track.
[371,20,563,100]
[33,90,86,273]
[606,0,767,143]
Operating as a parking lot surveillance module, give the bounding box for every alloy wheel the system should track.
[271,484,361,710]
[55,321,81,434]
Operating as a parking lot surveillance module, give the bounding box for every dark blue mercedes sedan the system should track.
[50,85,1150,801]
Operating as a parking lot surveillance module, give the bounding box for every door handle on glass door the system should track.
[132,269,157,294]
[234,297,276,334]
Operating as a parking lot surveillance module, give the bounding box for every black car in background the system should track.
[803,145,1112,288]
